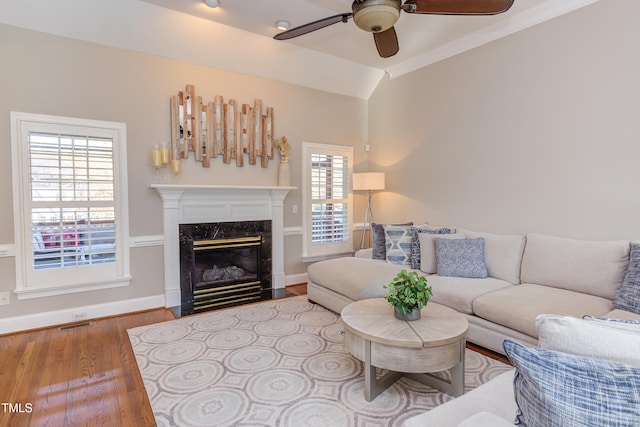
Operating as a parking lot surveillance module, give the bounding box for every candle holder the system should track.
[152,143,171,183]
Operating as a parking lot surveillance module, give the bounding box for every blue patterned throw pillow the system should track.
[503,339,640,427]
[371,222,412,260]
[435,237,488,278]
[409,225,452,269]
[613,242,640,314]
[383,224,413,265]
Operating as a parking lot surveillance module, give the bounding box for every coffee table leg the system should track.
[364,339,402,402]
[405,339,466,397]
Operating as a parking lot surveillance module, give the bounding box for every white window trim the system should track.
[301,142,353,261]
[11,112,131,299]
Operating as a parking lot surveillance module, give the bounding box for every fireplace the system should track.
[151,185,294,311]
[180,220,272,315]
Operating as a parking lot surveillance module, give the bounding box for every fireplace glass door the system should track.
[191,236,262,311]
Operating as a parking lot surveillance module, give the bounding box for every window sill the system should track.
[15,276,132,300]
[302,252,354,263]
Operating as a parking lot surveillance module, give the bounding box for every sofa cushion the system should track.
[613,242,640,314]
[428,275,513,315]
[536,314,640,365]
[409,225,452,269]
[418,232,465,274]
[459,229,525,284]
[384,224,414,265]
[603,308,640,321]
[371,222,412,260]
[435,238,488,278]
[503,339,640,427]
[472,283,613,338]
[520,233,629,299]
[307,257,407,301]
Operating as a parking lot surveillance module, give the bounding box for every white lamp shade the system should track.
[352,172,385,191]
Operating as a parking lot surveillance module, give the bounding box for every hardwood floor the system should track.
[284,282,306,296]
[0,282,507,427]
[467,342,510,365]
[0,308,175,427]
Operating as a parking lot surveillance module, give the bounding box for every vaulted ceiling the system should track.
[1,0,600,99]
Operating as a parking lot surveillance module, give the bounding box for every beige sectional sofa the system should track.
[308,227,640,425]
[307,229,640,355]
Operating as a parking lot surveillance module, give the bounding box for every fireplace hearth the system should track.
[180,221,274,315]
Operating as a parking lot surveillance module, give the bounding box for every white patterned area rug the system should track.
[128,296,512,427]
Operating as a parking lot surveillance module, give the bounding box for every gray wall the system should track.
[0,24,367,318]
[368,0,640,241]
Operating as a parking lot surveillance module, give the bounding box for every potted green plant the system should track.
[384,269,433,321]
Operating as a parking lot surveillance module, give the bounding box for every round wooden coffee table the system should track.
[341,298,468,402]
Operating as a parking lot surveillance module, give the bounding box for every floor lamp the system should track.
[352,172,385,250]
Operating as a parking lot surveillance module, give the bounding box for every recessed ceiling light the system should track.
[203,0,219,8]
[276,20,290,31]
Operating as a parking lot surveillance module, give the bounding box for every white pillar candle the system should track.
[151,146,161,168]
[171,159,181,174]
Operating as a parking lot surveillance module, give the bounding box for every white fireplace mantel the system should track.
[151,184,295,308]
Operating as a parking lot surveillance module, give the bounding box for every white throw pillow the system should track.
[536,314,640,366]
[418,232,465,274]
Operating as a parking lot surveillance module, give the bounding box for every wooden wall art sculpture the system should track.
[170,84,275,168]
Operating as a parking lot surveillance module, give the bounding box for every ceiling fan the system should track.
[274,0,515,58]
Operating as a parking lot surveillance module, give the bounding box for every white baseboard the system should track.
[1,273,308,334]
[285,273,308,286]
[0,294,165,335]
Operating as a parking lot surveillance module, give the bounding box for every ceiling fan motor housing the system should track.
[352,0,401,33]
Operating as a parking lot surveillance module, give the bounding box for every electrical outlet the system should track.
[72,312,87,321]
[292,204,298,214]
[0,291,9,305]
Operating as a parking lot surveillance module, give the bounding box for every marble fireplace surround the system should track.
[151,185,294,308]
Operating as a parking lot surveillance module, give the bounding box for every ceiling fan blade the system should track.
[373,27,399,58]
[403,0,514,15]
[273,13,352,40]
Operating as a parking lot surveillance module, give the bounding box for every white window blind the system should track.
[302,142,353,259]
[11,112,130,298]
[310,153,349,243]
[29,132,116,269]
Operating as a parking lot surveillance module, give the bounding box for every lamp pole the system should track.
[360,189,374,250]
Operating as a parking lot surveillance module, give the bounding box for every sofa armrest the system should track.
[457,412,514,427]
[354,248,373,259]
[401,370,516,427]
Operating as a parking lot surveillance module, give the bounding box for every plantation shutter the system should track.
[11,112,130,298]
[28,131,116,269]
[303,142,353,259]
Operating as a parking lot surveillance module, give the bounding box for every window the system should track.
[302,142,353,260]
[11,112,130,298]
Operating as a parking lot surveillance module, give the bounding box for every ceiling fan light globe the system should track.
[353,0,400,33]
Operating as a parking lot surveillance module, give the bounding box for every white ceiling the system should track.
[141,0,546,70]
[1,0,600,99]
